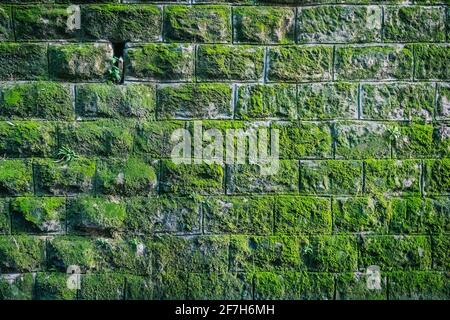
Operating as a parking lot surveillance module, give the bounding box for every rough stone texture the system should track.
[0,1,448,301]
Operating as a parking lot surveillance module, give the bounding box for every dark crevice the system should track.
[111,42,126,84]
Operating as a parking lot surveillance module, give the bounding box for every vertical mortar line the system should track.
[420,159,425,197]
[434,82,439,121]
[10,5,16,42]
[330,195,334,235]
[293,6,299,44]
[380,5,384,43]
[161,4,166,43]
[194,44,198,83]
[357,83,362,120]
[230,5,234,45]
[386,274,390,300]
[362,161,366,194]
[412,42,416,82]
[331,45,336,81]
[232,83,238,120]
[263,46,269,84]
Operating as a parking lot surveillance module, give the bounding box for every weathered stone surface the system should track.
[0,160,32,196]
[35,272,77,300]
[437,83,450,120]
[0,43,48,80]
[0,199,9,234]
[0,6,13,40]
[393,124,436,158]
[432,234,449,270]
[297,5,382,43]
[336,272,387,300]
[187,272,253,300]
[0,273,34,300]
[388,271,450,300]
[423,159,450,194]
[414,44,449,80]
[79,273,125,300]
[0,235,45,272]
[234,6,295,44]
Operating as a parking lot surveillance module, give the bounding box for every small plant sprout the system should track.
[108,56,122,83]
[388,126,401,142]
[55,146,78,164]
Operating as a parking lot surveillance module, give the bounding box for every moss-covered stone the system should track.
[359,235,432,271]
[236,84,297,120]
[79,273,125,300]
[11,197,66,233]
[389,271,449,300]
[164,5,231,43]
[34,158,96,195]
[226,161,299,194]
[437,83,450,120]
[335,45,413,80]
[0,273,34,300]
[361,83,435,121]
[35,273,77,300]
[365,159,421,195]
[0,6,13,40]
[234,6,295,44]
[197,44,264,81]
[47,236,97,272]
[424,159,450,194]
[414,44,449,80]
[49,43,113,81]
[14,5,79,40]
[0,199,9,234]
[0,160,33,196]
[0,121,57,157]
[204,196,273,235]
[267,46,333,82]
[383,6,446,42]
[302,235,358,272]
[297,82,357,120]
[152,272,187,300]
[432,234,449,270]
[187,272,253,300]
[0,82,74,120]
[76,83,155,119]
[336,272,387,300]
[67,196,126,235]
[274,196,331,234]
[125,43,194,81]
[58,120,133,156]
[333,196,390,233]
[82,4,162,41]
[95,157,157,196]
[299,160,363,195]
[0,43,48,80]
[0,235,45,272]
[126,196,201,234]
[297,5,381,43]
[160,160,224,194]
[157,83,232,119]
[125,275,152,300]
[334,121,392,159]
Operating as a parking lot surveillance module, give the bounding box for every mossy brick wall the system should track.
[0,0,449,300]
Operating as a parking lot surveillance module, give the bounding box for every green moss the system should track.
[0,159,32,196]
[125,275,152,300]
[437,83,450,119]
[432,235,449,270]
[0,273,34,300]
[187,272,252,300]
[0,199,9,234]
[152,272,187,300]
[0,6,13,40]
[394,124,434,157]
[80,273,125,300]
[389,271,449,300]
[336,272,387,300]
[424,159,450,194]
[414,44,449,80]
[35,273,77,300]
[0,235,45,272]
[47,236,97,272]
[0,42,48,80]
[11,197,66,233]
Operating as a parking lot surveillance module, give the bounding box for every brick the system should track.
[267,46,333,82]
[226,161,299,194]
[432,234,449,270]
[0,82,74,120]
[11,197,66,234]
[95,157,158,196]
[437,83,450,120]
[124,43,194,81]
[0,43,48,80]
[125,196,201,234]
[0,235,45,272]
[187,273,253,300]
[275,121,332,159]
[229,235,302,272]
[336,272,387,300]
[359,235,432,271]
[0,273,34,300]
[0,160,33,196]
[274,196,332,235]
[361,82,435,121]
[365,159,421,195]
[14,5,79,40]
[157,83,232,120]
[333,197,389,233]
[424,159,450,194]
[383,6,446,42]
[49,43,113,81]
[236,84,297,120]
[302,235,358,272]
[197,45,264,81]
[389,272,449,300]
[80,273,125,300]
[76,83,155,119]
[0,121,57,157]
[414,44,449,80]
[34,158,96,195]
[0,199,9,234]
[204,196,273,235]
[334,121,392,159]
[35,273,77,300]
[0,6,13,40]
[254,272,334,300]
[299,160,363,195]
[164,5,231,43]
[82,4,162,42]
[233,6,295,44]
[297,5,381,43]
[297,82,357,120]
[160,160,224,195]
[125,275,152,300]
[335,45,413,80]
[58,120,133,157]
[67,196,126,235]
